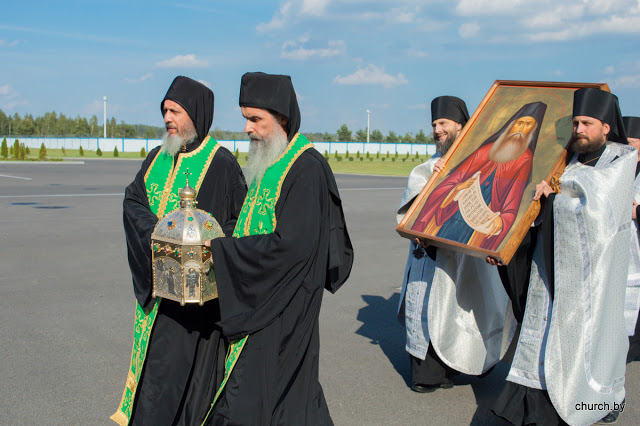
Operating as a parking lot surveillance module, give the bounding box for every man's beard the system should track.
[244,131,290,185]
[568,133,605,154]
[435,133,457,155]
[160,125,198,157]
[488,122,534,163]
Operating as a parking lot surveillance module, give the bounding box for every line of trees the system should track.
[0,110,434,144]
[331,124,433,144]
[0,109,162,139]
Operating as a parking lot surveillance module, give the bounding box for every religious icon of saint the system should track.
[412,102,548,250]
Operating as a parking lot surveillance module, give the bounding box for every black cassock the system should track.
[123,142,246,426]
[208,149,353,425]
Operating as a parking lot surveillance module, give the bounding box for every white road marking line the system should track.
[0,193,123,198]
[0,174,32,180]
[0,187,404,199]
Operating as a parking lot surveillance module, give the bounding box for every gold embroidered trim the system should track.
[143,149,163,183]
[181,135,211,159]
[272,141,313,230]
[195,139,220,190]
[156,136,214,218]
[243,133,301,236]
[156,165,176,219]
[111,299,161,425]
[110,410,128,426]
[112,137,219,424]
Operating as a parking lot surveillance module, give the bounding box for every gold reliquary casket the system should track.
[151,176,224,305]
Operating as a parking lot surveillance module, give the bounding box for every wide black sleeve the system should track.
[210,156,327,340]
[539,193,556,299]
[123,148,161,308]
[497,227,537,323]
[321,153,353,293]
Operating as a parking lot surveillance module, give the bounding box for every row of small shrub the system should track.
[0,138,37,160]
[322,148,425,162]
[1,138,149,159]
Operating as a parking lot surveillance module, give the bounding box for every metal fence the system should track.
[1,136,436,156]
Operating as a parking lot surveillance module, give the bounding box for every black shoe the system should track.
[595,409,621,424]
[410,382,453,393]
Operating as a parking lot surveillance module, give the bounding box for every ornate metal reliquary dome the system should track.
[150,172,224,305]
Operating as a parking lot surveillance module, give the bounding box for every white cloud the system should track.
[125,73,153,84]
[523,5,585,29]
[453,0,640,42]
[0,84,26,110]
[615,74,640,88]
[301,0,330,16]
[281,37,346,60]
[550,70,564,76]
[585,0,619,15]
[198,79,211,88]
[0,84,12,96]
[455,0,534,16]
[334,64,408,88]
[405,48,427,58]
[357,11,385,21]
[525,13,640,42]
[257,2,293,33]
[83,100,104,115]
[83,99,123,116]
[604,66,615,75]
[390,7,417,24]
[599,13,640,33]
[0,39,19,47]
[408,103,428,110]
[458,22,479,38]
[155,54,208,68]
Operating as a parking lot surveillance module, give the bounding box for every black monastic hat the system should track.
[431,96,470,127]
[623,116,640,139]
[239,72,301,141]
[161,76,214,142]
[573,88,627,143]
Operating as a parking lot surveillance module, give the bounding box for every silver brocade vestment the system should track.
[397,156,516,373]
[626,172,640,335]
[507,142,635,425]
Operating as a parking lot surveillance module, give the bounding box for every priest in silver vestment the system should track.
[624,115,640,364]
[396,96,516,393]
[492,88,634,425]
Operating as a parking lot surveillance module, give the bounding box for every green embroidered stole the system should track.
[201,133,313,424]
[111,136,220,426]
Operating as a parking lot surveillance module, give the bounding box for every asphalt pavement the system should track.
[0,159,638,425]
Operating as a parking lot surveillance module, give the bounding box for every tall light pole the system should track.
[366,109,371,143]
[103,96,107,138]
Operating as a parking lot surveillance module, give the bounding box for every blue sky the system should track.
[1,0,639,134]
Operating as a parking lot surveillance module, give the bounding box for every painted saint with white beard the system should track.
[412,101,547,251]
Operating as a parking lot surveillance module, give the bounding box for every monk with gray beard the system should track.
[203,72,353,425]
[244,122,289,185]
[159,117,197,157]
[113,76,246,426]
